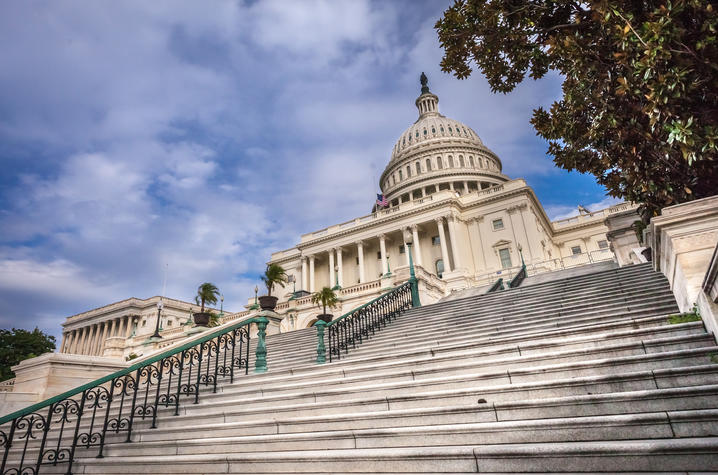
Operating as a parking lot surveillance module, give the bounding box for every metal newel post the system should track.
[315,320,327,364]
[407,242,421,308]
[254,317,268,373]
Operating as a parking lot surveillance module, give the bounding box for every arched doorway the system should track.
[306,318,318,328]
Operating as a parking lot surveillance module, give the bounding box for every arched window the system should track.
[437,157,443,169]
[415,162,421,175]
[459,155,465,167]
[399,169,403,180]
[448,156,454,167]
[406,165,411,177]
[435,259,445,278]
[469,156,475,167]
[426,158,432,171]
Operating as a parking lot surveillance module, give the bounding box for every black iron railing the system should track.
[508,265,527,288]
[314,281,413,363]
[0,316,268,475]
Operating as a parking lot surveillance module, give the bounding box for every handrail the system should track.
[315,281,414,363]
[1,315,268,474]
[487,278,504,293]
[508,265,527,288]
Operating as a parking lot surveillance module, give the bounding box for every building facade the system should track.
[55,76,632,358]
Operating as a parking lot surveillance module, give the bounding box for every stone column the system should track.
[436,218,452,273]
[99,321,109,355]
[118,317,126,339]
[81,327,90,354]
[70,329,81,354]
[464,181,469,194]
[357,241,365,283]
[336,248,344,287]
[60,332,67,354]
[471,217,488,270]
[328,250,335,289]
[379,234,388,275]
[411,225,423,266]
[91,324,102,356]
[108,319,116,340]
[309,255,316,293]
[85,325,96,355]
[402,229,411,266]
[125,316,133,338]
[301,257,308,291]
[447,214,462,270]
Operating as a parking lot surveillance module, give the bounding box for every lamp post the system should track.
[403,229,421,307]
[250,285,259,310]
[151,300,163,339]
[517,243,525,267]
[332,265,341,290]
[219,294,224,318]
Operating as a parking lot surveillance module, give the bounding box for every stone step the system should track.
[33,322,709,442]
[128,385,718,443]
[41,437,718,473]
[227,319,707,394]
[40,364,718,440]
[216,330,714,402]
[175,349,718,418]
[87,410,718,458]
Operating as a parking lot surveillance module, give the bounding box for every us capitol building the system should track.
[55,75,633,361]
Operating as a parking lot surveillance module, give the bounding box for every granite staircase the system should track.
[10,262,718,473]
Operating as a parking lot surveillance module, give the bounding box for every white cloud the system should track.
[0,0,613,342]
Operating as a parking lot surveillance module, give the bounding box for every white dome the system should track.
[390,114,484,163]
[378,74,508,205]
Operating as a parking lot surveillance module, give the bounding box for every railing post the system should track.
[315,320,327,364]
[407,242,421,308]
[254,317,269,373]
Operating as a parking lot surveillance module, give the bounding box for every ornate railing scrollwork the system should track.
[315,281,414,363]
[0,316,264,474]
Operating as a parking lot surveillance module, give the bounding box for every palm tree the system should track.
[195,282,219,313]
[311,287,339,316]
[262,263,288,296]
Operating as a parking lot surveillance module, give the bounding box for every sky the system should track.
[0,0,619,343]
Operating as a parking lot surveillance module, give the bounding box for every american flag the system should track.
[376,193,388,208]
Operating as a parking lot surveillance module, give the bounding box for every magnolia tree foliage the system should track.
[0,327,56,380]
[436,0,718,218]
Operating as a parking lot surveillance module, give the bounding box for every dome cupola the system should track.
[379,74,509,206]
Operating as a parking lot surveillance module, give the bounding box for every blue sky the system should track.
[0,0,618,343]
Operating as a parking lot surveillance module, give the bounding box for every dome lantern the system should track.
[415,72,439,119]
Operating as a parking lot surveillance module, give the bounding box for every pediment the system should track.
[492,239,512,248]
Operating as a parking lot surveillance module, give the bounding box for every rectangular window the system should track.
[399,245,405,254]
[598,240,608,249]
[431,235,440,245]
[499,248,512,269]
[571,246,582,255]
[355,256,359,265]
[377,251,381,259]
[492,218,504,230]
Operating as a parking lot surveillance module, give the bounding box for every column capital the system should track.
[308,254,315,262]
[410,224,420,232]
[434,216,445,225]
[333,246,343,253]
[355,240,364,247]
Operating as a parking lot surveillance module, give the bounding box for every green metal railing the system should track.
[1,315,268,474]
[508,265,527,288]
[487,278,504,293]
[315,242,422,363]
